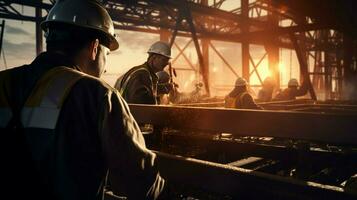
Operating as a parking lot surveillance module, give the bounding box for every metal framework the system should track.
[0,0,354,99]
[126,103,357,199]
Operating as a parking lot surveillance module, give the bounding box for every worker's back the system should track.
[0,53,113,199]
[114,63,158,104]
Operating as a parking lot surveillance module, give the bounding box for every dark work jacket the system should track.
[225,87,262,110]
[0,52,164,200]
[274,87,305,101]
[114,62,158,104]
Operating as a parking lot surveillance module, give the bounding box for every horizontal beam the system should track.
[164,134,357,162]
[1,0,52,10]
[156,151,356,199]
[129,104,357,145]
[0,13,39,22]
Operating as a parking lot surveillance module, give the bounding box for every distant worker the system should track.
[274,78,306,101]
[257,77,275,102]
[0,0,164,199]
[225,77,262,109]
[115,41,171,104]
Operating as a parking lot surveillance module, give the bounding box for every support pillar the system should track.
[266,5,280,87]
[342,34,356,100]
[36,2,43,55]
[241,0,249,82]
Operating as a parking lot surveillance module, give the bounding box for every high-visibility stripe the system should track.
[0,67,86,130]
[21,67,86,129]
[0,108,12,127]
[21,107,60,129]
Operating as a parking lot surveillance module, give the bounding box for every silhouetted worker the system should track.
[274,78,306,101]
[225,77,262,109]
[115,41,171,104]
[257,77,275,102]
[0,0,165,199]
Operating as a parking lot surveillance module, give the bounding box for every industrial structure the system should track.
[1,0,357,199]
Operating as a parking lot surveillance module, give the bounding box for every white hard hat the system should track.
[288,78,299,87]
[41,0,119,50]
[235,77,247,87]
[147,41,171,58]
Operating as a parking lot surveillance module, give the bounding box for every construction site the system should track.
[1,0,357,199]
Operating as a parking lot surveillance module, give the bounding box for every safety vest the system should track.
[224,92,248,108]
[0,66,88,169]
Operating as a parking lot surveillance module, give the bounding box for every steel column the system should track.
[35,0,43,55]
[266,3,280,87]
[241,0,250,81]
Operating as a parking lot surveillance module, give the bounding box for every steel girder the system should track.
[0,0,51,22]
[129,104,357,145]
[153,151,357,199]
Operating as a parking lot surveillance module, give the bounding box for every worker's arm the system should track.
[100,89,165,199]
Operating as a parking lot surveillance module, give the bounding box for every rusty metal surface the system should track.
[129,104,357,145]
[155,151,357,199]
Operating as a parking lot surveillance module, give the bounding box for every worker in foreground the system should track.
[225,77,262,109]
[0,0,165,199]
[115,41,171,104]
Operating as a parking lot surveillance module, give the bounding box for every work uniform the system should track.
[115,62,158,104]
[0,52,164,200]
[225,88,262,109]
[274,87,305,101]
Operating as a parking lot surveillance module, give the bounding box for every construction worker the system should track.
[274,78,305,101]
[0,0,164,199]
[114,41,171,104]
[257,77,276,102]
[225,77,262,109]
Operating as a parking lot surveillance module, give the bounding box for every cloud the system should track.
[5,24,31,36]
[116,30,159,50]
[2,39,35,60]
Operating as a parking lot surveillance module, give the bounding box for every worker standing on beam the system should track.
[0,0,165,199]
[225,77,262,109]
[115,41,171,104]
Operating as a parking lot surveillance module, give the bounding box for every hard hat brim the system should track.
[41,20,119,51]
[147,51,172,59]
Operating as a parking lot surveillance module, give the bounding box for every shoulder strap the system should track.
[21,66,86,129]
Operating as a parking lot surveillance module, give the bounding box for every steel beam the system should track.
[0,20,4,59]
[35,1,43,55]
[155,151,356,199]
[241,0,250,81]
[290,33,317,100]
[1,0,52,10]
[129,104,357,145]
